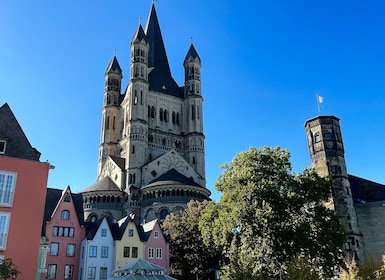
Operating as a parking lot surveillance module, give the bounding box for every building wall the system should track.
[79,218,115,280]
[44,190,85,280]
[143,222,169,273]
[114,220,144,269]
[356,203,385,260]
[0,156,49,278]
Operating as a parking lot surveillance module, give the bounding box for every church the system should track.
[80,3,210,224]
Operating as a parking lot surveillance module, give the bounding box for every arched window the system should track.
[151,106,156,118]
[164,110,168,122]
[160,109,164,121]
[172,112,176,124]
[140,91,143,104]
[61,210,70,220]
[132,145,135,154]
[113,116,116,129]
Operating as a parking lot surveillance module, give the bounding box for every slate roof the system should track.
[184,44,201,62]
[110,155,125,170]
[105,55,122,75]
[42,187,84,235]
[144,4,183,98]
[146,168,203,188]
[80,176,121,193]
[141,219,157,242]
[84,216,120,240]
[0,103,41,161]
[349,174,385,204]
[132,24,147,43]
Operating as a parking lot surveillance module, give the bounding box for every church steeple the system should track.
[98,54,123,178]
[144,3,181,97]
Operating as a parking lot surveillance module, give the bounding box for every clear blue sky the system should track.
[1,1,384,201]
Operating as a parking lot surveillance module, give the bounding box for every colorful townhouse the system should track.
[142,220,169,274]
[0,103,50,278]
[115,216,144,269]
[40,186,85,279]
[79,217,117,280]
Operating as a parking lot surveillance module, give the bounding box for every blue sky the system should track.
[1,1,384,201]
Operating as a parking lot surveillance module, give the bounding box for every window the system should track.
[47,264,57,279]
[0,141,6,154]
[314,133,321,143]
[61,210,70,220]
[156,248,162,259]
[154,231,159,238]
[50,242,59,256]
[124,246,130,258]
[89,246,97,257]
[132,247,138,258]
[148,248,154,259]
[64,264,73,279]
[64,195,71,202]
[101,228,107,237]
[101,246,108,258]
[324,133,332,140]
[52,226,74,237]
[0,213,10,250]
[128,229,134,237]
[87,267,96,279]
[0,171,16,206]
[67,244,75,257]
[100,267,107,279]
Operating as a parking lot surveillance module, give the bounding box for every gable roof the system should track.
[349,174,385,203]
[140,219,158,242]
[105,55,123,76]
[0,103,41,161]
[144,4,183,98]
[84,216,120,240]
[42,187,84,235]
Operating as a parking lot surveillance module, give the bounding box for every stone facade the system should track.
[81,4,210,223]
[305,116,365,261]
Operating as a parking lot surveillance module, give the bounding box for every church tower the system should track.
[98,55,123,177]
[82,3,211,223]
[305,116,365,261]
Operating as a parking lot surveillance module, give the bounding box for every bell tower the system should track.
[305,116,365,261]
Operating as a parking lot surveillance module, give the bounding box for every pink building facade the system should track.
[41,186,85,280]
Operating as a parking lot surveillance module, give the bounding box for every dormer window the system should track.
[0,140,6,154]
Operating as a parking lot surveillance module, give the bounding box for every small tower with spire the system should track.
[183,44,205,179]
[98,55,123,177]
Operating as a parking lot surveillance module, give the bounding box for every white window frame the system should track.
[0,171,17,207]
[0,212,11,250]
[156,248,162,259]
[148,248,154,259]
[154,231,159,238]
[0,140,6,154]
[101,246,108,258]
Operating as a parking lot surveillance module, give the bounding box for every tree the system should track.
[0,258,20,280]
[199,147,346,279]
[162,200,222,280]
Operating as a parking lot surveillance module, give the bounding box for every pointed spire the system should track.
[184,44,201,62]
[131,24,147,43]
[145,3,171,74]
[105,55,122,75]
[143,3,182,97]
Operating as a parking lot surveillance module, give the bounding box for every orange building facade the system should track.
[0,103,50,278]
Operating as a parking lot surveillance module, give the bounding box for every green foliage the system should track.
[285,256,322,280]
[199,147,346,279]
[0,258,20,280]
[161,200,222,280]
